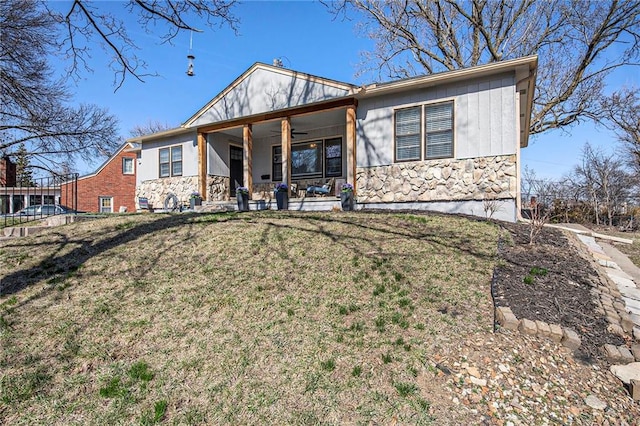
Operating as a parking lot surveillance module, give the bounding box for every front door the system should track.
[229,145,243,197]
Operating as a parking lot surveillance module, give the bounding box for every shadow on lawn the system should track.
[1,210,498,309]
[268,210,498,262]
[0,212,245,302]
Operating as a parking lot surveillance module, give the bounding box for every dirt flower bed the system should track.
[492,222,626,364]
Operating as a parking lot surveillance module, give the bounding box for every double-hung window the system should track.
[122,157,134,175]
[395,107,421,161]
[394,101,454,162]
[171,146,182,176]
[99,197,113,213]
[425,102,453,159]
[159,146,182,177]
[272,146,283,181]
[324,138,342,177]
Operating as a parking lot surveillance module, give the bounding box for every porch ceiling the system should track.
[205,108,346,140]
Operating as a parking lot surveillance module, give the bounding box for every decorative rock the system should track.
[535,320,550,338]
[549,323,563,343]
[607,323,627,338]
[610,362,640,384]
[466,366,481,378]
[619,313,634,334]
[634,327,640,341]
[619,346,635,364]
[469,376,487,387]
[496,307,519,331]
[604,344,623,364]
[498,364,510,373]
[631,379,640,401]
[518,318,537,336]
[561,328,581,350]
[584,394,607,410]
[605,313,621,324]
[632,344,640,361]
[613,301,626,312]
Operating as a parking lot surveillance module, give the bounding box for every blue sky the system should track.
[51,1,638,179]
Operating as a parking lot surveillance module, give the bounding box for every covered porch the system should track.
[195,98,357,203]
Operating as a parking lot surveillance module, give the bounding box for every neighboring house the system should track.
[130,56,537,222]
[0,156,17,187]
[60,142,139,213]
[0,156,62,214]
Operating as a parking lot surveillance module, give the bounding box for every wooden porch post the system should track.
[281,117,291,186]
[197,132,207,200]
[346,106,357,192]
[243,124,253,197]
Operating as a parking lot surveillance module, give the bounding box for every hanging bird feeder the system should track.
[186,31,195,76]
[186,53,195,76]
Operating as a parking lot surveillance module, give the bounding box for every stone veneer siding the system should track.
[356,155,516,203]
[207,175,230,201]
[136,176,199,209]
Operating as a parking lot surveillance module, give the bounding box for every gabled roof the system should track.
[77,142,136,181]
[183,62,358,128]
[129,56,537,148]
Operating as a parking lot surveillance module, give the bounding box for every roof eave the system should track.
[358,55,538,97]
[125,126,193,144]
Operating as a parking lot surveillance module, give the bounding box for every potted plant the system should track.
[236,186,250,212]
[340,183,354,211]
[190,191,202,209]
[274,183,288,210]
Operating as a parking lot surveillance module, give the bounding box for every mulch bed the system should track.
[492,222,625,364]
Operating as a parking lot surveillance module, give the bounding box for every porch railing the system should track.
[1,173,79,228]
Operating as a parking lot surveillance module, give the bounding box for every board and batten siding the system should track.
[190,68,352,128]
[137,132,199,182]
[207,133,239,177]
[356,72,517,168]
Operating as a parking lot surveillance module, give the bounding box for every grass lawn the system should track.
[0,211,500,425]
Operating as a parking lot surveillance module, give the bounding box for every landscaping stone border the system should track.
[495,226,640,400]
[495,306,580,349]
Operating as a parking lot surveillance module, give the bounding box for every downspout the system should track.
[515,70,536,222]
[515,89,523,222]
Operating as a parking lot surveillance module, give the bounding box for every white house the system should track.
[130,56,537,222]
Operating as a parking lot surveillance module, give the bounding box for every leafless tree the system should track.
[482,194,502,220]
[520,166,561,244]
[571,143,634,225]
[324,0,640,135]
[53,0,239,90]
[129,120,174,138]
[0,0,119,174]
[597,87,640,173]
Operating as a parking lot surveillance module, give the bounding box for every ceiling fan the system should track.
[271,128,308,139]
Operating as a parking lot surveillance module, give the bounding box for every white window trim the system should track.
[99,196,113,213]
[122,157,135,175]
[159,145,183,178]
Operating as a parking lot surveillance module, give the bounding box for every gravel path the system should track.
[425,330,639,425]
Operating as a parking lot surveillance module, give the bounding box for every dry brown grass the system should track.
[0,211,500,425]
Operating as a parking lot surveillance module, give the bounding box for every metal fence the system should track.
[1,173,78,228]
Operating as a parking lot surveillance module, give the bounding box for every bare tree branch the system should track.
[52,0,239,90]
[1,0,120,174]
[325,0,640,135]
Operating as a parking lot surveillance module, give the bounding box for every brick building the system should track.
[61,143,138,213]
[0,156,17,187]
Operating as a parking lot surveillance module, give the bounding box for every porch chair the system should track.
[306,178,334,197]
